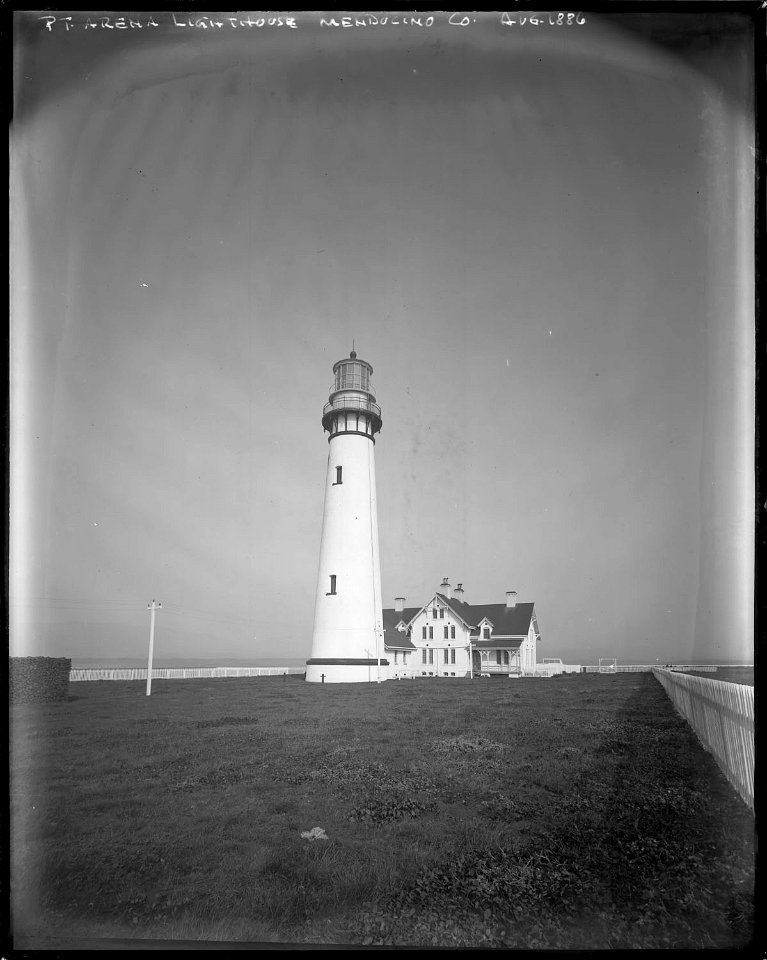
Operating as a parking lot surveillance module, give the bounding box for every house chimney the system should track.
[394,597,405,613]
[440,577,452,599]
[454,583,464,601]
[506,590,518,608]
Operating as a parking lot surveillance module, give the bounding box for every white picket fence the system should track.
[651,668,754,812]
[523,663,582,677]
[69,667,306,682]
[583,663,719,673]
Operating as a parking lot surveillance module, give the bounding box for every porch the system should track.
[472,645,523,676]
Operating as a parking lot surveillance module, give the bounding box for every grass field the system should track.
[10,673,754,948]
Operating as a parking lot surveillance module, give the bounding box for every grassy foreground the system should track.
[10,673,754,948]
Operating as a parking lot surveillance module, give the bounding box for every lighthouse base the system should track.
[306,658,390,684]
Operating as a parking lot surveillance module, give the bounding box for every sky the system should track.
[11,10,755,666]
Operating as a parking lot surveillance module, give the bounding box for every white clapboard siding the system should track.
[652,668,754,812]
[69,667,305,682]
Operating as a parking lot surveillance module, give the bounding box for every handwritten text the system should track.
[500,12,587,26]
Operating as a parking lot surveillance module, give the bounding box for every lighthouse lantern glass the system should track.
[336,360,370,393]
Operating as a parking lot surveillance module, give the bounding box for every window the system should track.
[439,608,445,619]
[428,627,433,639]
[451,649,456,664]
[422,649,427,664]
[503,651,510,665]
[450,626,456,639]
[403,653,408,665]
[483,627,490,639]
[443,626,449,640]
[432,607,437,618]
[328,575,337,595]
[422,626,427,639]
[393,651,398,665]
[428,649,434,664]
[443,649,449,664]
[333,466,343,485]
[496,650,502,665]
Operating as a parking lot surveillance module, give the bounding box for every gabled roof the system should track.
[383,596,536,642]
[382,606,419,650]
[432,593,476,629]
[468,602,535,638]
[471,601,534,630]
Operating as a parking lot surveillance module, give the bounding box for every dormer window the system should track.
[483,627,490,639]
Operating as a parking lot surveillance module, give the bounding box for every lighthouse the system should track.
[306,350,387,683]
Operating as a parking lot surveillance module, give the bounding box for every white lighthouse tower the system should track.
[306,349,386,683]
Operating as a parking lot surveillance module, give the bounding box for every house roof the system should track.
[382,598,537,643]
[471,638,524,650]
[433,593,476,628]
[467,602,535,637]
[382,606,419,650]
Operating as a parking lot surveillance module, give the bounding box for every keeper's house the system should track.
[383,578,540,679]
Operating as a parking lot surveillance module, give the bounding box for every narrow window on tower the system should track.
[327,575,337,595]
[333,466,343,485]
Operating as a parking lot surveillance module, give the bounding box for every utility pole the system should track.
[146,600,162,696]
